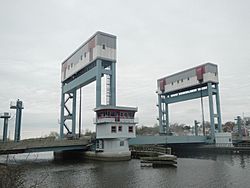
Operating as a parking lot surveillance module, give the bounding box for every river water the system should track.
[1,152,250,188]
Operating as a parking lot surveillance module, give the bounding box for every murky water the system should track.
[1,152,250,188]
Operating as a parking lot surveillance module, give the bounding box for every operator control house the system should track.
[94,106,138,140]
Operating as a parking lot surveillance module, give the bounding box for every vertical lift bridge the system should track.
[157,63,222,140]
[60,32,116,138]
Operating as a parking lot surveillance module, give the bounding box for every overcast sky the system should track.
[0,0,250,139]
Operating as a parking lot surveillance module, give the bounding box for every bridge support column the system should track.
[215,84,222,132]
[0,112,11,142]
[236,116,242,138]
[158,95,169,135]
[208,83,215,140]
[194,120,199,136]
[10,100,23,142]
[158,94,163,134]
[96,59,102,107]
[72,90,77,136]
[164,101,169,134]
[60,89,65,139]
[110,62,116,106]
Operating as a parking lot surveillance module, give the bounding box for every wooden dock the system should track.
[130,145,177,167]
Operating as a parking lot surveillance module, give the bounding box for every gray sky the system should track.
[0,0,250,139]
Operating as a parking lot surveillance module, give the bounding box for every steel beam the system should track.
[165,89,209,104]
[63,68,97,94]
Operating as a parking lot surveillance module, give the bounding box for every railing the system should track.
[94,117,139,124]
[130,145,171,154]
[234,143,250,148]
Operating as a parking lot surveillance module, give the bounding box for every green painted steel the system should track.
[215,84,222,132]
[165,89,209,104]
[60,59,116,139]
[157,82,222,141]
[129,135,207,145]
[3,118,8,142]
[11,100,24,142]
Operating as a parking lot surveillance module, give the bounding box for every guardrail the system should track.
[130,145,171,154]
[93,117,139,124]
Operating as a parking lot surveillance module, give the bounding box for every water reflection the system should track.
[1,152,250,188]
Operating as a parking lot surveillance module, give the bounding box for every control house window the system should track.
[111,126,116,133]
[120,141,124,146]
[128,126,133,133]
[118,126,122,132]
[102,44,106,50]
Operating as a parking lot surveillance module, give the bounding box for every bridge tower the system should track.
[60,32,138,160]
[157,63,222,141]
[0,112,11,142]
[10,99,24,142]
[60,32,117,138]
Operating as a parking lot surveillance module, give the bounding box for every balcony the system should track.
[94,117,139,124]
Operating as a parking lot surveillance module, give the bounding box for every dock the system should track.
[130,145,177,167]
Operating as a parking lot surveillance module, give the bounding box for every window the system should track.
[171,82,174,85]
[118,126,122,132]
[121,112,123,116]
[102,44,106,50]
[187,77,190,80]
[120,141,124,146]
[177,80,179,84]
[71,63,73,68]
[80,55,83,60]
[181,79,183,82]
[128,126,133,133]
[84,52,87,58]
[68,65,70,70]
[111,126,116,133]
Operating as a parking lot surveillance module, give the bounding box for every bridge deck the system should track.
[0,137,91,155]
[129,135,207,145]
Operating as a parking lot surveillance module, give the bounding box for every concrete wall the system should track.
[215,133,232,146]
[103,139,129,152]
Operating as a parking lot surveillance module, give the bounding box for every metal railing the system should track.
[94,117,139,124]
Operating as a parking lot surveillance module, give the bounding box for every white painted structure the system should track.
[61,31,116,82]
[157,63,219,94]
[93,105,138,160]
[215,133,233,147]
